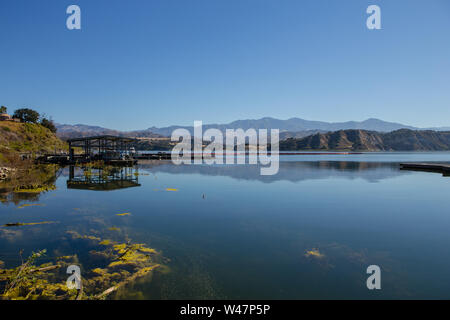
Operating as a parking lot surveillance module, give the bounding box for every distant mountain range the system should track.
[55,124,164,139]
[139,117,446,136]
[56,117,450,140]
[279,129,450,151]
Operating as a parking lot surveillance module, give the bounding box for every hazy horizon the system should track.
[56,116,449,132]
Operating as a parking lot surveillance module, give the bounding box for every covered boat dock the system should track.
[67,135,137,165]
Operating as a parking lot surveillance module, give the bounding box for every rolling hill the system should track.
[279,129,450,151]
[0,121,67,165]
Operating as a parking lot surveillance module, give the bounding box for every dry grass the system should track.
[0,122,67,166]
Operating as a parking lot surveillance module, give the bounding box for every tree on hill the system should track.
[0,106,7,114]
[13,108,40,123]
[40,117,57,133]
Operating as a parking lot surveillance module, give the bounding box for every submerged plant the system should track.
[304,248,325,259]
[0,249,79,300]
[17,203,45,209]
[0,232,165,300]
[3,221,56,227]
[116,212,131,216]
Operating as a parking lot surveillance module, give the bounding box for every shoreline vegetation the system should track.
[0,237,166,300]
[0,107,67,181]
[0,106,67,169]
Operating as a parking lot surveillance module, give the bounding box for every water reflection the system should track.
[67,166,141,191]
[138,160,407,183]
[0,165,58,205]
[1,156,450,299]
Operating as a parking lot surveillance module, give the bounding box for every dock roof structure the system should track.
[67,135,137,162]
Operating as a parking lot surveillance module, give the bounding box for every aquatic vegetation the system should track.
[0,249,79,300]
[14,185,56,193]
[66,230,101,242]
[17,203,44,209]
[0,234,164,300]
[2,221,56,227]
[107,243,157,268]
[116,212,131,216]
[55,255,78,261]
[84,238,162,299]
[134,172,149,176]
[304,249,325,259]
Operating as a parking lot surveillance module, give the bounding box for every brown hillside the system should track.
[279,129,450,151]
[0,122,67,164]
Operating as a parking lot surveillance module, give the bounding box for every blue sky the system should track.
[0,0,449,130]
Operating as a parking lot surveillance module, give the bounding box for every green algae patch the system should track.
[85,239,163,299]
[0,228,166,300]
[0,249,79,300]
[3,221,56,227]
[133,172,149,176]
[14,185,56,193]
[66,230,101,242]
[304,249,325,259]
[0,236,165,300]
[17,203,44,209]
[92,268,107,275]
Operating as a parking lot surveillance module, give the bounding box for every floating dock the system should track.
[400,163,450,176]
[36,154,136,166]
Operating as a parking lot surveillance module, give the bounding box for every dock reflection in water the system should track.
[67,165,141,191]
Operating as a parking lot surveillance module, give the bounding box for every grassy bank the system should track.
[0,122,67,166]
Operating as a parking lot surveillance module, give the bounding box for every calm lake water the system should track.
[1,152,450,299]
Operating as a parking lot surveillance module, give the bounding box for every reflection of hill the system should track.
[0,165,58,205]
[138,161,407,183]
